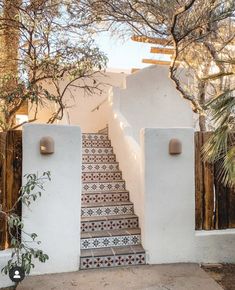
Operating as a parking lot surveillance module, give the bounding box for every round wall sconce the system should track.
[169,138,182,155]
[40,136,54,155]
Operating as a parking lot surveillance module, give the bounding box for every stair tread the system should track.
[83,180,124,184]
[82,154,115,156]
[81,214,138,222]
[82,201,133,208]
[82,133,108,135]
[82,162,119,165]
[81,228,141,239]
[81,245,145,258]
[82,190,129,195]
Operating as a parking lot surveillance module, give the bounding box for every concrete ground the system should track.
[16,264,222,290]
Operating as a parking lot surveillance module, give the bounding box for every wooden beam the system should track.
[142,59,171,66]
[131,35,172,46]
[150,47,174,55]
[131,68,140,73]
[16,101,28,115]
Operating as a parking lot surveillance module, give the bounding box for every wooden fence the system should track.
[0,130,22,250]
[195,131,235,230]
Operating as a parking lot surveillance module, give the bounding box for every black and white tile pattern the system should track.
[82,191,129,204]
[82,181,126,193]
[82,171,122,182]
[80,131,145,269]
[82,163,119,172]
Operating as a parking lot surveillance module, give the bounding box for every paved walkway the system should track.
[17,264,222,290]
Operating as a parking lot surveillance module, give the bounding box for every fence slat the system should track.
[195,131,235,231]
[0,130,22,250]
[195,132,204,230]
[0,132,7,250]
[202,132,214,230]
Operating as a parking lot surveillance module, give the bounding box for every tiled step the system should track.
[82,162,119,172]
[82,147,113,155]
[81,201,134,217]
[82,191,129,204]
[80,245,145,269]
[81,228,141,249]
[82,154,116,163]
[81,214,139,232]
[82,133,108,141]
[83,180,125,193]
[82,139,111,148]
[80,131,145,270]
[82,171,122,182]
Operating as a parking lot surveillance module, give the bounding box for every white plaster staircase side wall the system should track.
[102,89,146,257]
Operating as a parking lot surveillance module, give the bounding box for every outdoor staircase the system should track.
[80,131,146,269]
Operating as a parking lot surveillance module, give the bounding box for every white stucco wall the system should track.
[22,124,82,275]
[113,65,194,142]
[91,65,194,241]
[0,249,15,288]
[140,128,235,264]
[31,70,127,132]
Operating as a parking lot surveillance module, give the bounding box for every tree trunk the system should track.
[0,0,23,130]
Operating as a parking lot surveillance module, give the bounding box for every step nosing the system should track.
[81,214,138,221]
[82,190,129,194]
[81,201,134,208]
[82,180,124,183]
[81,229,141,238]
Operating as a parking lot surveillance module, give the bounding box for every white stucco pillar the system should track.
[140,128,195,263]
[22,124,82,275]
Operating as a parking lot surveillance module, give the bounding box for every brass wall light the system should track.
[40,136,54,155]
[169,138,182,155]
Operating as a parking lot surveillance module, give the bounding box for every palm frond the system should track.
[203,90,235,187]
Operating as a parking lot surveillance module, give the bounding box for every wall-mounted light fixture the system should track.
[40,137,54,155]
[169,138,182,155]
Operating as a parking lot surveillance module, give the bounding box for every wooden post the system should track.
[0,130,22,250]
[202,132,215,230]
[195,132,204,230]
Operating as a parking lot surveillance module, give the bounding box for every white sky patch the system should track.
[94,31,170,71]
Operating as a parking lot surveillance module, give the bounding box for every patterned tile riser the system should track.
[82,139,111,148]
[82,154,116,163]
[80,253,145,269]
[82,192,129,204]
[82,172,122,182]
[82,163,119,172]
[82,134,108,141]
[80,132,145,269]
[82,147,113,155]
[83,181,125,193]
[81,235,141,249]
[81,218,139,232]
[81,204,134,217]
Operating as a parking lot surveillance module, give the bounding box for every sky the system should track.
[94,32,154,72]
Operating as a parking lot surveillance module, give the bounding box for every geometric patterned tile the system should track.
[82,181,125,192]
[81,234,141,249]
[81,191,129,204]
[80,248,145,269]
[81,216,139,232]
[81,203,134,217]
[82,171,122,182]
[82,147,113,155]
[82,133,108,141]
[82,154,116,163]
[82,139,111,148]
[82,163,119,172]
